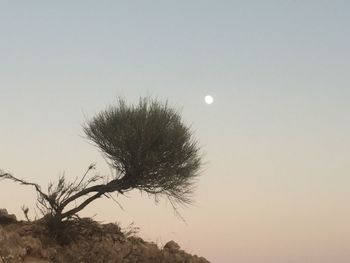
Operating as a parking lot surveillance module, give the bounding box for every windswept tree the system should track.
[0,97,202,238]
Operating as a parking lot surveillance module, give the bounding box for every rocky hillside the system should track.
[0,209,210,263]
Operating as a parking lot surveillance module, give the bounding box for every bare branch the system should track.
[0,172,50,203]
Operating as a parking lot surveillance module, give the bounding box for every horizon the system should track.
[1,1,350,262]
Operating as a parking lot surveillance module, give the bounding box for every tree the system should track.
[0,97,202,239]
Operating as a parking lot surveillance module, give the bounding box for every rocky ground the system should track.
[0,209,210,263]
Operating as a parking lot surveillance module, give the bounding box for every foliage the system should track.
[83,98,201,205]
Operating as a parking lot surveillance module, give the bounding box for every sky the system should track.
[1,1,350,262]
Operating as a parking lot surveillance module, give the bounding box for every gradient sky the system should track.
[1,1,350,262]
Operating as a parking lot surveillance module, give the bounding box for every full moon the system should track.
[204,95,214,105]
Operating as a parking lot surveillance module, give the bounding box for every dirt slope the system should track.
[0,210,210,263]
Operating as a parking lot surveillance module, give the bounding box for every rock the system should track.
[23,256,51,263]
[164,240,181,252]
[0,225,27,261]
[0,218,211,263]
[22,236,42,256]
[40,247,57,259]
[0,209,17,225]
[199,256,211,263]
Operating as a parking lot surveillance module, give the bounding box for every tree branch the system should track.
[61,191,104,219]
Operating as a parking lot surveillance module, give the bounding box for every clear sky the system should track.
[1,1,350,262]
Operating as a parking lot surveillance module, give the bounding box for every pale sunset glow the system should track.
[1,1,350,262]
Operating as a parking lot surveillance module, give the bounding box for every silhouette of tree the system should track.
[0,97,202,240]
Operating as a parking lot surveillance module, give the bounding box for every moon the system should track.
[204,95,214,105]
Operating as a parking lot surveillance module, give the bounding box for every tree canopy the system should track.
[84,98,201,205]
